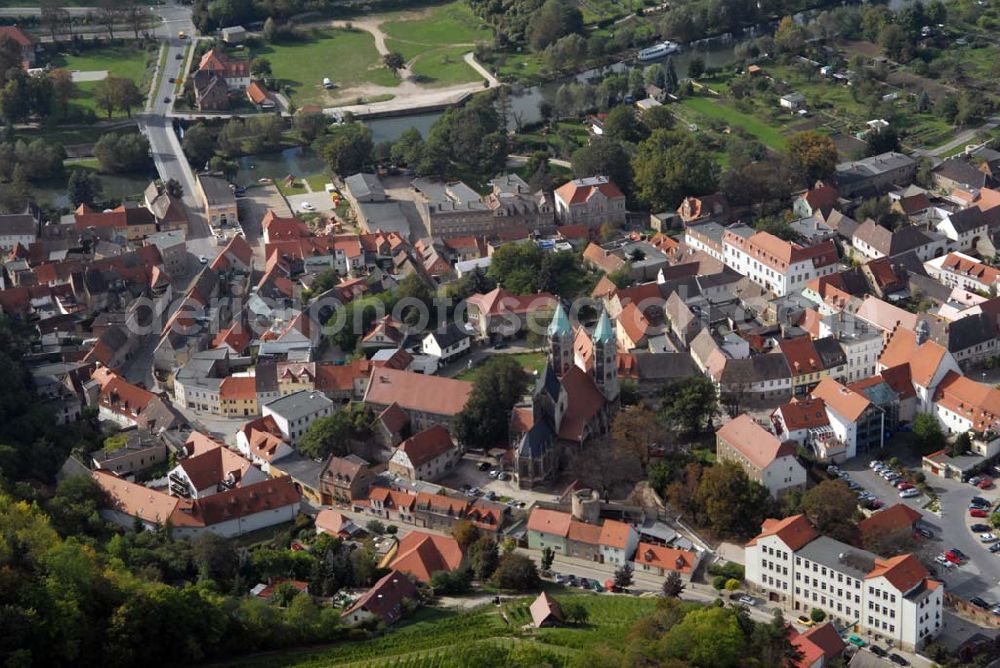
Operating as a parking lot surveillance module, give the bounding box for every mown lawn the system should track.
[456,351,548,382]
[681,94,789,150]
[50,45,154,118]
[253,28,400,107]
[380,1,487,87]
[381,1,490,46]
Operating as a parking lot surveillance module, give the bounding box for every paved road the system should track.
[840,456,1000,606]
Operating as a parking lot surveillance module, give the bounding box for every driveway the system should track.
[287,191,335,215]
[435,457,558,507]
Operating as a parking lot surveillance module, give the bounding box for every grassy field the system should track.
[381,2,489,46]
[680,94,790,151]
[50,45,154,119]
[228,593,658,667]
[456,351,547,382]
[253,28,400,106]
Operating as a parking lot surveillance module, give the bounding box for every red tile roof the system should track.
[342,570,417,624]
[554,177,624,205]
[717,414,795,471]
[633,542,697,574]
[527,507,572,537]
[389,531,463,583]
[866,553,929,592]
[364,368,472,418]
[746,515,819,550]
[810,377,870,422]
[465,287,558,316]
[933,370,1000,432]
[598,519,633,549]
[779,336,824,375]
[219,375,257,401]
[394,425,454,468]
[857,503,922,537]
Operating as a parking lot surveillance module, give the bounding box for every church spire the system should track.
[548,301,573,377]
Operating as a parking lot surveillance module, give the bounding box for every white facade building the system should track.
[722,230,838,296]
[745,515,943,652]
[261,390,335,445]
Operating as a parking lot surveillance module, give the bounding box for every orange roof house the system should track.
[389,531,464,583]
[632,542,698,577]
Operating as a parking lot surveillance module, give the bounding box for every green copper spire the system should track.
[547,301,572,338]
[593,309,614,344]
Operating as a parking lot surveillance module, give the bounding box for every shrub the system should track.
[724,578,741,591]
[810,608,826,623]
[712,575,727,590]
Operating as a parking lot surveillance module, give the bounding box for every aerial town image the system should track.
[8,0,1000,665]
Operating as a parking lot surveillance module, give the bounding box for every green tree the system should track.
[661,606,745,668]
[50,68,74,117]
[633,129,719,211]
[467,536,499,580]
[810,608,826,623]
[570,137,633,195]
[182,123,217,167]
[491,553,540,590]
[660,376,718,437]
[455,356,531,446]
[452,520,481,548]
[296,405,372,459]
[801,480,860,544]
[107,77,143,118]
[912,412,944,455]
[93,77,117,119]
[383,51,405,76]
[365,519,386,535]
[563,599,590,624]
[541,546,555,571]
[866,125,900,156]
[528,0,584,51]
[294,111,328,144]
[693,462,772,539]
[603,105,649,143]
[251,56,272,77]
[662,570,685,597]
[614,563,634,588]
[390,127,425,167]
[316,122,374,177]
[94,133,151,174]
[67,169,103,208]
[786,131,838,187]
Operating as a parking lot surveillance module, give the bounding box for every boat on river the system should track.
[638,41,681,62]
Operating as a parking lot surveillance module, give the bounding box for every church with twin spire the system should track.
[511,302,620,488]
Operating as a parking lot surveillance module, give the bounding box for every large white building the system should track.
[722,230,838,296]
[745,515,943,652]
[261,390,335,445]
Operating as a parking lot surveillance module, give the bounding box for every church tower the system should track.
[591,309,619,401]
[547,301,573,377]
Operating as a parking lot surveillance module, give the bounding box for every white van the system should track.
[322,77,333,89]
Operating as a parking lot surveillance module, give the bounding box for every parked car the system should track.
[198,255,208,264]
[477,462,490,471]
[979,478,995,489]
[970,476,984,486]
[738,595,756,606]
[934,555,954,568]
[497,472,509,481]
[795,615,815,627]
[567,574,577,586]
[869,645,888,657]
[299,202,316,212]
[896,482,914,490]
[916,527,933,539]
[869,460,884,469]
[989,542,1000,553]
[981,533,998,543]
[945,550,963,564]
[889,654,910,666]
[899,488,920,498]
[971,508,989,518]
[847,635,867,648]
[971,524,992,533]
[970,596,991,610]
[578,578,590,589]
[554,574,566,584]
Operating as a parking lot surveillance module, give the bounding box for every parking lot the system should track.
[436,457,558,508]
[835,456,1000,613]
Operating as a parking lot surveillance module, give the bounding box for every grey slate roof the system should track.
[934,157,989,189]
[263,389,334,421]
[796,535,877,580]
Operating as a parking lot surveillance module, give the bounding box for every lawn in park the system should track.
[381,1,490,46]
[49,44,154,119]
[381,1,488,87]
[253,28,400,106]
[455,351,548,382]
